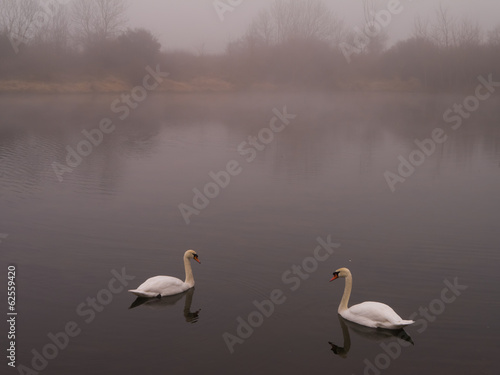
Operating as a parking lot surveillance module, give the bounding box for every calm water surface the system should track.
[1,93,499,375]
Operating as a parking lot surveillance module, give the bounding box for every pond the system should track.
[1,92,499,374]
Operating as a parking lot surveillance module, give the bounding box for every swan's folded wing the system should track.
[130,276,186,297]
[347,301,412,328]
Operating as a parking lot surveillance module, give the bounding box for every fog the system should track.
[2,1,500,375]
[127,0,500,53]
[1,0,499,92]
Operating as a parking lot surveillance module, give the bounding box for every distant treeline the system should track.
[1,0,499,91]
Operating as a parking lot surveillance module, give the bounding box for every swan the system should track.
[330,267,414,330]
[128,250,200,298]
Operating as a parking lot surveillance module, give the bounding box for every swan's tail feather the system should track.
[128,289,158,298]
[398,319,415,326]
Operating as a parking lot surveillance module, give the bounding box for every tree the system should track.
[361,0,388,55]
[453,18,482,47]
[411,15,429,40]
[71,0,128,47]
[245,0,345,47]
[382,37,439,89]
[488,25,500,46]
[430,4,454,48]
[117,28,160,61]
[115,28,161,83]
[33,4,71,53]
[0,0,40,52]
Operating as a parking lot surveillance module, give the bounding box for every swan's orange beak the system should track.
[330,274,338,282]
[194,257,201,264]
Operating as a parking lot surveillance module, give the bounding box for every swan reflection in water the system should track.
[329,315,413,358]
[129,287,201,323]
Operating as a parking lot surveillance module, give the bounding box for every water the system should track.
[1,92,499,375]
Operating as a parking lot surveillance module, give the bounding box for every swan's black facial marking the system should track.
[330,271,340,282]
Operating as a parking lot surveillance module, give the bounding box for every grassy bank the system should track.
[0,76,423,94]
[0,76,237,94]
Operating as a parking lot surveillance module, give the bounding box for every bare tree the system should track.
[411,15,429,40]
[430,4,455,48]
[453,18,482,47]
[246,8,274,46]
[421,5,483,48]
[246,0,345,47]
[362,0,376,25]
[488,24,500,46]
[34,4,71,52]
[71,0,128,47]
[362,0,388,55]
[0,0,40,51]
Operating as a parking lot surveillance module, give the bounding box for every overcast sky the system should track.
[127,0,500,53]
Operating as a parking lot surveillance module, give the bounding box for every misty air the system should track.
[1,1,499,374]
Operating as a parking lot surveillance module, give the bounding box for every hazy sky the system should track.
[127,0,500,53]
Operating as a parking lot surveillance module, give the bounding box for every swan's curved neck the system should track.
[183,255,194,286]
[339,273,352,313]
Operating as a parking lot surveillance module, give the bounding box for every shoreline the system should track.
[0,76,427,94]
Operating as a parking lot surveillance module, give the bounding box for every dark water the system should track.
[1,92,499,375]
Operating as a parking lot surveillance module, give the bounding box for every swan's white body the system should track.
[330,268,414,330]
[128,250,200,298]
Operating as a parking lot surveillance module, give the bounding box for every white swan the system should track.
[128,250,200,298]
[330,267,414,330]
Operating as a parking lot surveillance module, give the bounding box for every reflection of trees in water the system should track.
[1,93,499,197]
[0,95,164,196]
[252,93,500,181]
[379,94,500,179]
[0,128,50,199]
